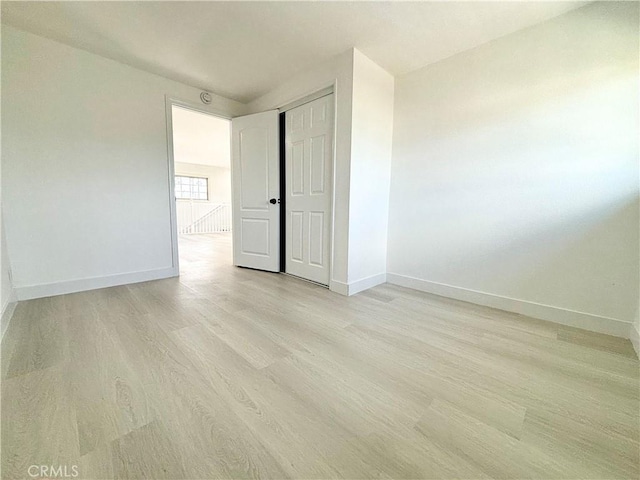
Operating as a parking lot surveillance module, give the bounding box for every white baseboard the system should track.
[15,267,178,301]
[330,273,387,296]
[349,273,387,296]
[1,298,17,340]
[329,280,349,296]
[630,324,640,359]
[387,273,632,339]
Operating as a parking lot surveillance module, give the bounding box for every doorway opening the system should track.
[169,103,233,277]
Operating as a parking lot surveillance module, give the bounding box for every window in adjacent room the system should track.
[175,175,208,200]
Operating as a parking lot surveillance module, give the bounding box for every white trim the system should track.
[271,81,336,112]
[327,84,341,299]
[329,273,386,296]
[329,280,349,296]
[349,273,387,296]
[165,97,181,275]
[1,299,17,340]
[14,267,177,301]
[387,273,633,339]
[167,97,234,121]
[165,96,234,278]
[279,87,334,113]
[630,323,640,359]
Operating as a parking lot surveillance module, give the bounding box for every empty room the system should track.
[1,1,638,479]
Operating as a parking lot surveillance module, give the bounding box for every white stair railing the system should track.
[177,202,232,234]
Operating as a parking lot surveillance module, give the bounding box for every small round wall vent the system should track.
[200,92,212,104]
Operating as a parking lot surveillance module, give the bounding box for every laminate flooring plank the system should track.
[98,310,289,479]
[557,325,638,358]
[415,398,585,479]
[348,322,639,442]
[190,300,291,369]
[1,364,79,479]
[110,420,186,480]
[4,306,68,379]
[66,311,154,457]
[520,407,640,479]
[78,442,115,480]
[171,324,359,479]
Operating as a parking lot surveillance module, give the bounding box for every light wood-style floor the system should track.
[2,233,639,479]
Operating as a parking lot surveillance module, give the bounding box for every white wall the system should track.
[348,50,394,292]
[2,25,246,300]
[387,2,639,337]
[171,105,231,167]
[247,49,355,292]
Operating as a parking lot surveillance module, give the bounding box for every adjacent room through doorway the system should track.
[170,104,232,277]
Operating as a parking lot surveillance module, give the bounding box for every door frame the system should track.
[277,86,336,285]
[164,96,233,276]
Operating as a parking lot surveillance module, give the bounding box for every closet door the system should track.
[285,94,334,285]
[231,110,280,272]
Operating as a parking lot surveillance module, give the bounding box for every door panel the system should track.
[291,211,304,261]
[309,212,324,266]
[310,136,326,194]
[232,110,279,272]
[285,94,334,285]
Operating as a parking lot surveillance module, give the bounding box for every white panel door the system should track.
[232,110,280,272]
[285,94,334,285]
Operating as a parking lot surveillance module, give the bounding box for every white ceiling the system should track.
[1,1,587,103]
[172,106,230,168]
